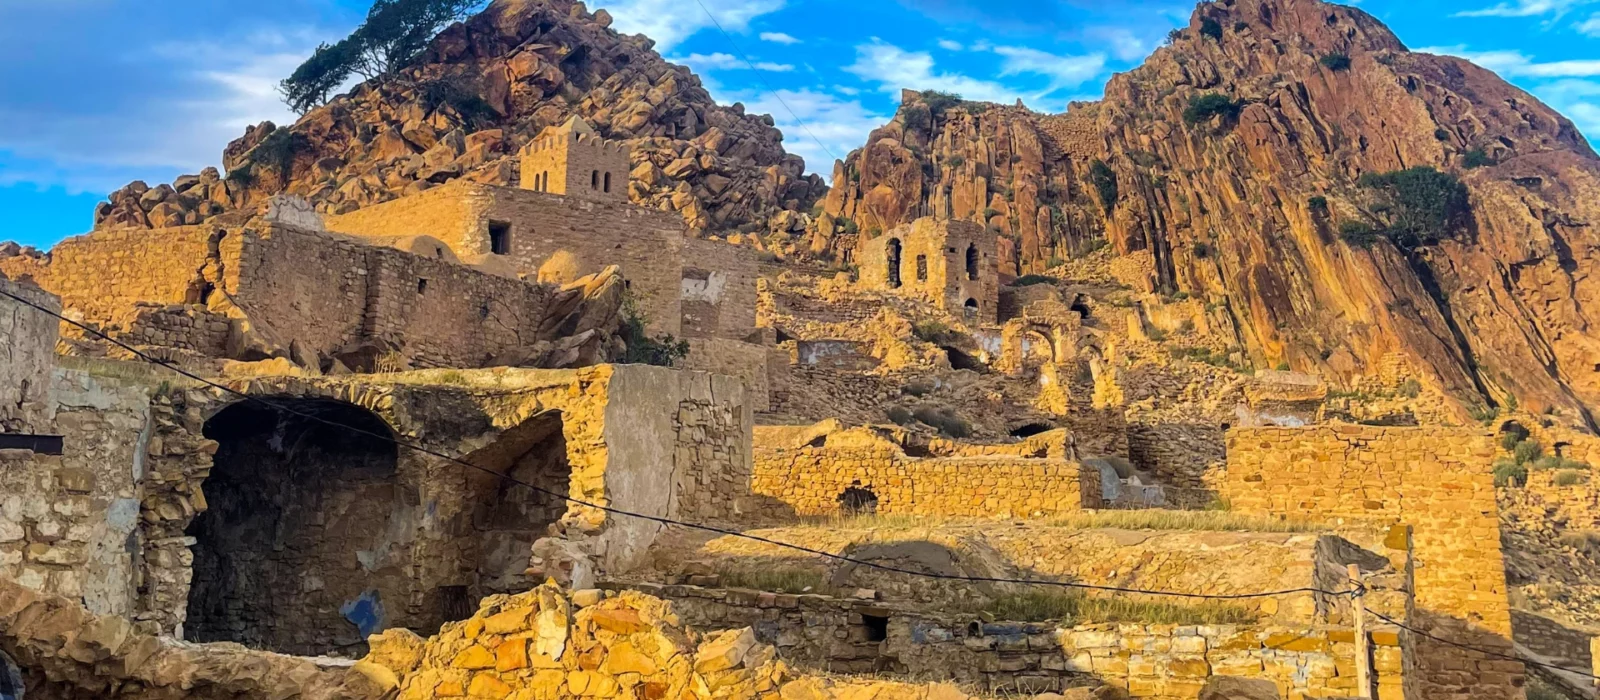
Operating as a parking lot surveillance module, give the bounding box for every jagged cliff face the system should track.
[94,0,824,235]
[822,0,1600,424]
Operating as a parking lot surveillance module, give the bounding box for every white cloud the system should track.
[844,39,1106,111]
[741,88,889,175]
[673,51,794,72]
[1086,27,1149,62]
[937,39,964,51]
[993,45,1106,91]
[591,0,785,51]
[1453,0,1596,17]
[1577,12,1600,35]
[1529,78,1600,133]
[845,40,1029,105]
[1419,45,1600,78]
[759,31,800,44]
[0,27,327,194]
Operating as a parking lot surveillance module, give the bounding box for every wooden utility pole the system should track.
[1349,563,1372,699]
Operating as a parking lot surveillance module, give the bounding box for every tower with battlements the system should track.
[519,117,630,202]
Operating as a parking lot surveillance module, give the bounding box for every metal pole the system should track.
[1349,563,1372,699]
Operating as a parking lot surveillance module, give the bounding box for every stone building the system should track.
[858,217,999,324]
[0,284,754,658]
[519,117,631,203]
[0,200,625,372]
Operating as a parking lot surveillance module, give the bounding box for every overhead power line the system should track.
[1,285,1337,602]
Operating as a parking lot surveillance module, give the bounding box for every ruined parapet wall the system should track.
[328,182,687,337]
[317,180,493,258]
[680,237,759,340]
[752,445,1100,518]
[0,276,58,432]
[1219,426,1522,700]
[119,303,232,359]
[0,576,385,700]
[1,226,217,331]
[611,580,1402,699]
[1510,610,1595,673]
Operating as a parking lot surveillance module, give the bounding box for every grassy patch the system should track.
[1046,510,1327,533]
[714,565,829,594]
[971,590,1257,625]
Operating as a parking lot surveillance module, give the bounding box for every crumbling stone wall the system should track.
[670,387,755,522]
[1220,426,1522,700]
[1510,610,1594,672]
[0,276,57,432]
[752,445,1099,518]
[858,218,999,324]
[1126,422,1224,490]
[611,580,1403,699]
[119,303,231,359]
[681,337,772,412]
[518,118,631,203]
[680,238,759,340]
[327,181,686,336]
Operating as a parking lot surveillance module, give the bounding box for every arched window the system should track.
[966,244,979,281]
[603,172,611,193]
[915,254,928,281]
[591,170,599,189]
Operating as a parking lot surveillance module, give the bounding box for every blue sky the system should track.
[6,0,1600,248]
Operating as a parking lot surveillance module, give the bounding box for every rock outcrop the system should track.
[819,0,1600,424]
[93,0,825,235]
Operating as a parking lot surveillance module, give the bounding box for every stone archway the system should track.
[185,397,405,657]
[460,411,573,604]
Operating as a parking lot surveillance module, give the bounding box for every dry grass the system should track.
[56,355,201,389]
[969,590,1257,625]
[1047,509,1328,533]
[713,565,830,594]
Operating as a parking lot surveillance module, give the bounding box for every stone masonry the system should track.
[858,217,1000,325]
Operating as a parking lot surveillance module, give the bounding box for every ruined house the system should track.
[0,281,753,659]
[858,217,999,325]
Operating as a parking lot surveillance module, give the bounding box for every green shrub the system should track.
[1011,274,1058,287]
[1194,242,1213,258]
[1354,166,1472,250]
[1233,20,1249,32]
[1493,457,1528,487]
[1463,149,1495,168]
[983,207,1000,220]
[946,154,965,168]
[1338,220,1383,247]
[1319,53,1352,71]
[1183,93,1244,126]
[885,406,914,425]
[912,406,972,438]
[1500,424,1530,451]
[1166,28,1184,45]
[1434,128,1451,141]
[620,295,690,367]
[1089,159,1118,211]
[1556,470,1588,486]
[1046,255,1067,268]
[1398,378,1422,399]
[1308,195,1328,213]
[1467,403,1501,423]
[279,0,480,113]
[1514,439,1544,465]
[920,89,963,116]
[1199,17,1223,41]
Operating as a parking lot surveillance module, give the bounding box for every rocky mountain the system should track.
[94,0,825,235]
[818,0,1600,425]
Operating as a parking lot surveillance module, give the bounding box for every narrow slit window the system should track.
[489,221,512,255]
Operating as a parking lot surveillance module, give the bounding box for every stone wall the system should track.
[681,337,772,412]
[0,276,58,432]
[608,580,1404,699]
[1510,610,1594,671]
[752,445,1100,518]
[1219,426,1522,700]
[518,120,631,204]
[1127,422,1224,490]
[4,221,602,371]
[328,181,686,336]
[680,237,759,340]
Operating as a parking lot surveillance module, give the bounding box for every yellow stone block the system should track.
[454,645,497,670]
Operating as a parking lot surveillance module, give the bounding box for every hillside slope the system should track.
[94,0,824,235]
[819,0,1600,424]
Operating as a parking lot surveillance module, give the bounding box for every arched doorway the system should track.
[886,238,903,289]
[185,398,403,657]
[463,412,572,601]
